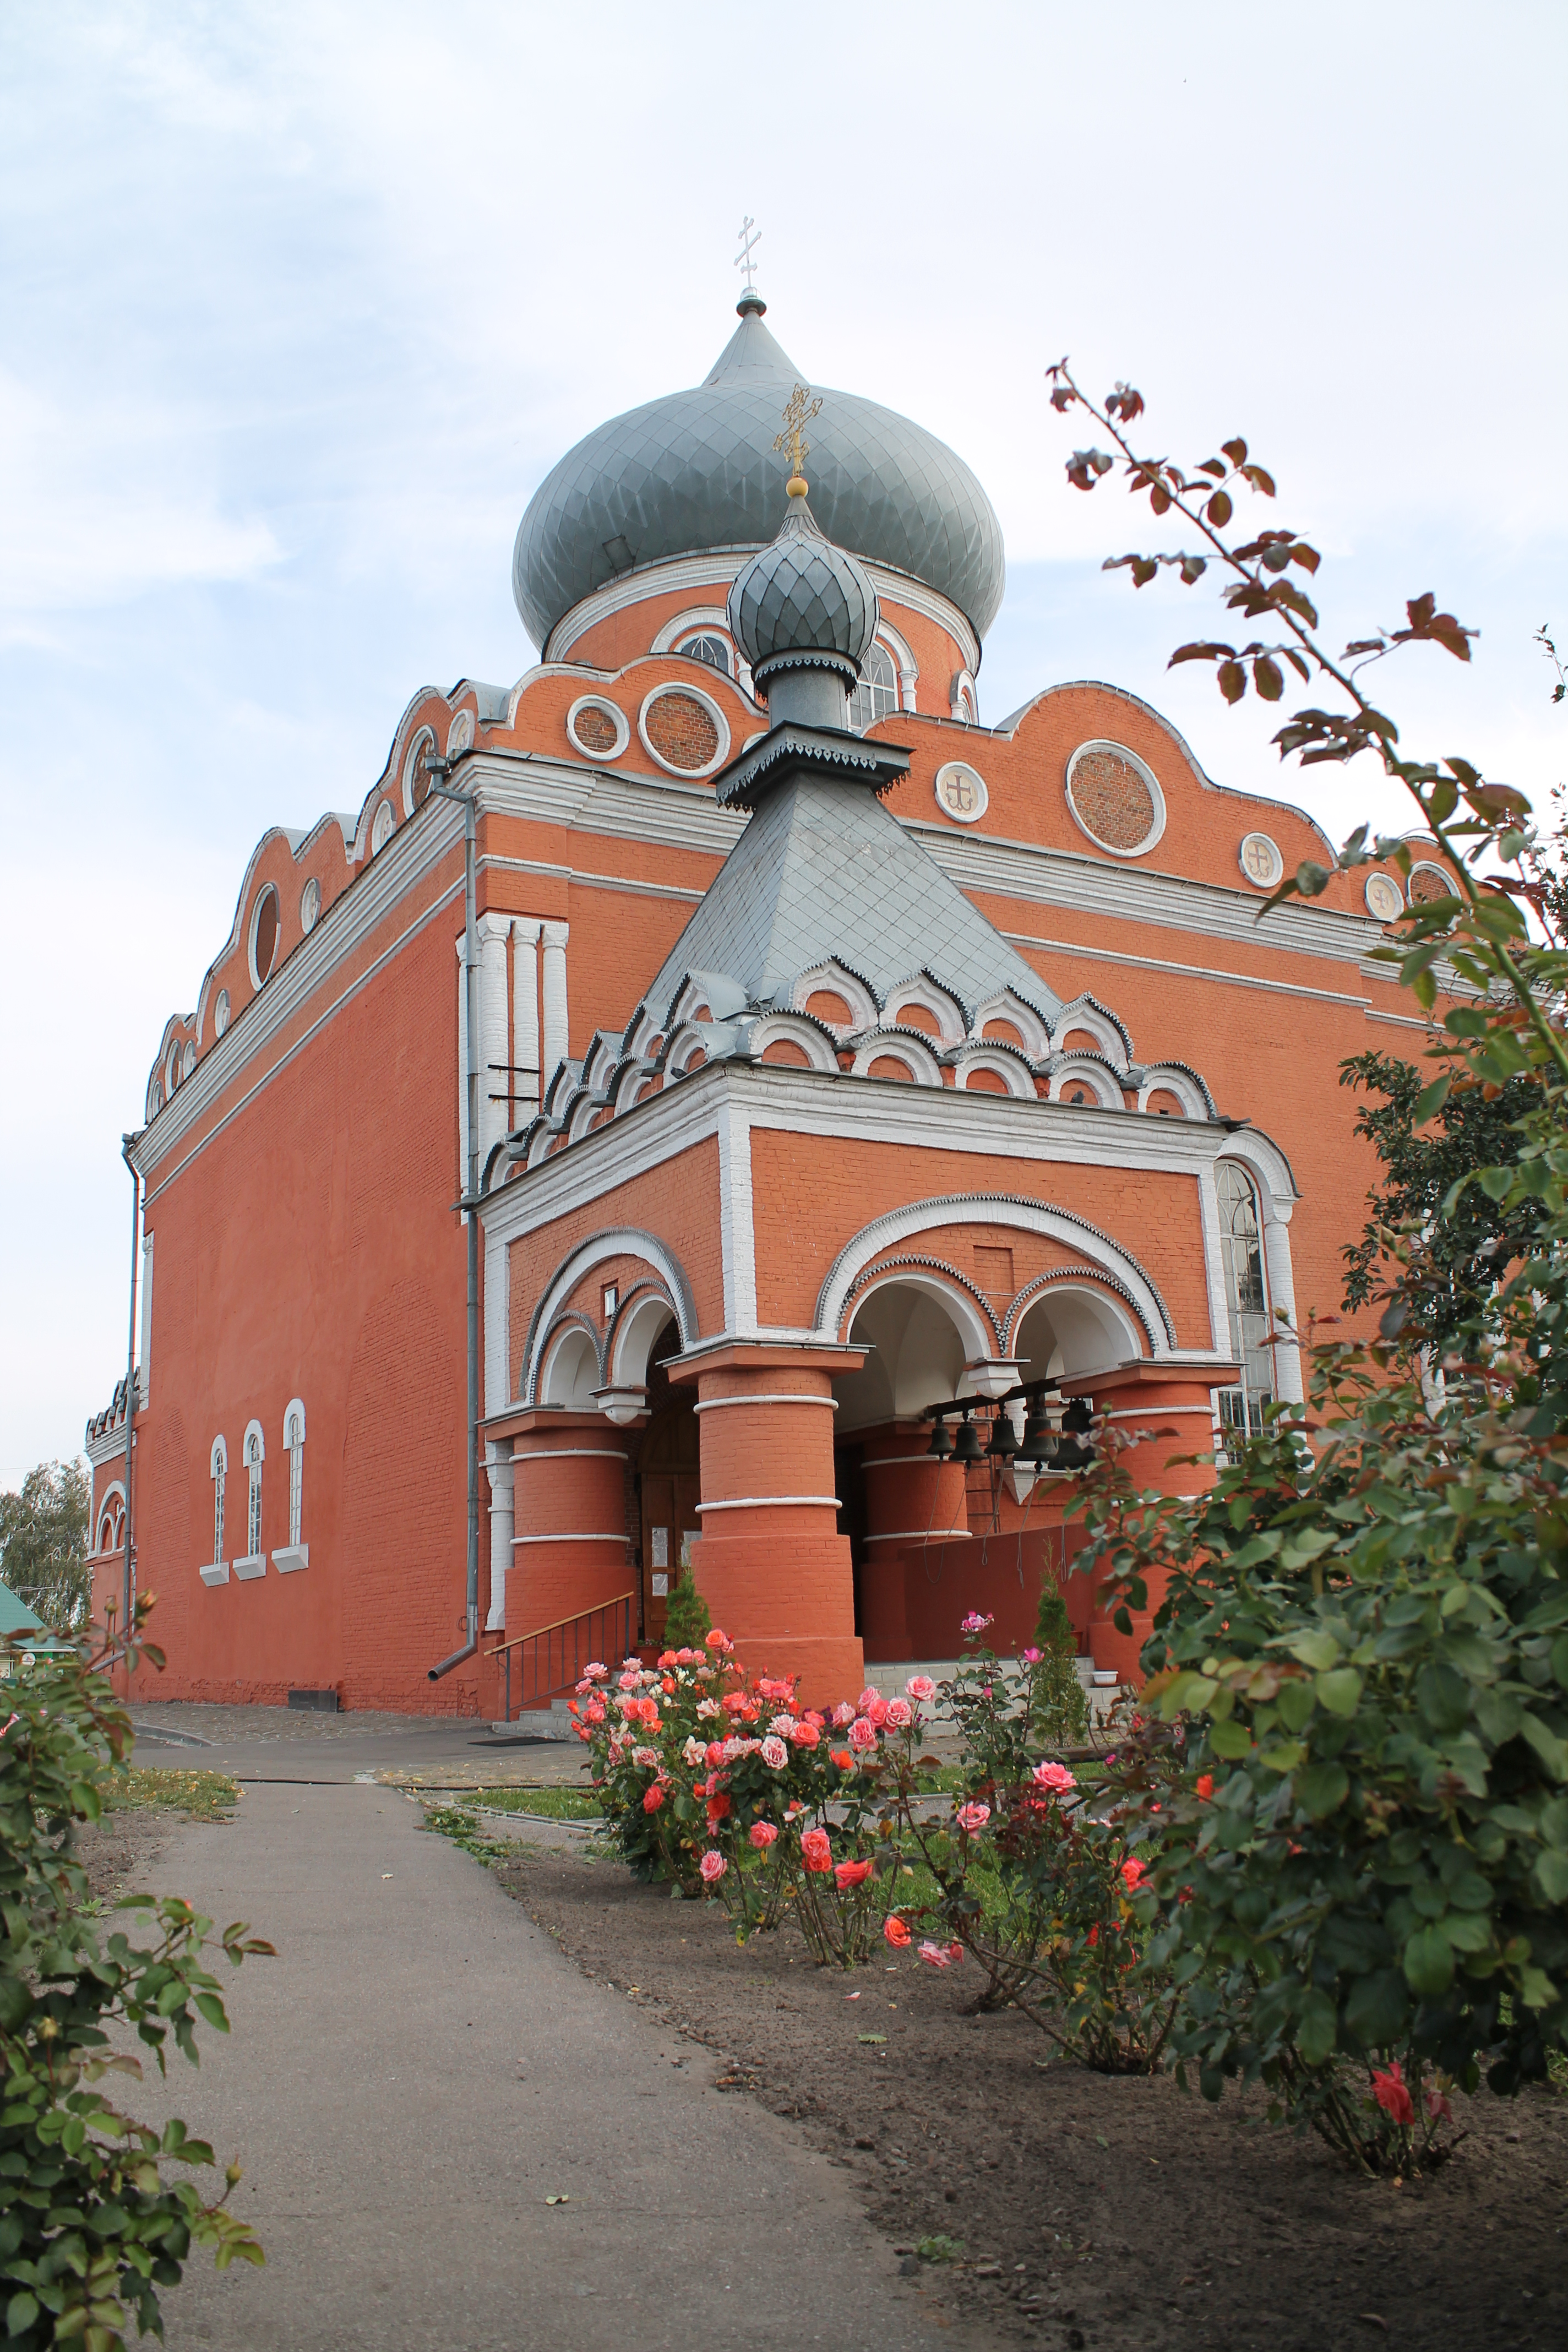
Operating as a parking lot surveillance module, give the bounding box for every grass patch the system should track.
[468,1785,601,1820]
[112,1767,240,1821]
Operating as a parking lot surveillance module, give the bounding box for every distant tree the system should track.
[0,1461,91,1631]
[1338,1052,1548,1352]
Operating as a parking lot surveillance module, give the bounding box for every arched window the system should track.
[677,630,733,678]
[210,1437,227,1568]
[848,642,899,733]
[244,1423,264,1559]
[1216,1162,1273,1439]
[96,1487,126,1557]
[284,1399,306,1548]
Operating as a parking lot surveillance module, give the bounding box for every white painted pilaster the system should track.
[484,1440,514,1631]
[455,933,469,1185]
[1263,1212,1304,1405]
[717,1100,758,1337]
[541,920,570,1094]
[512,918,542,1123]
[478,913,511,1166]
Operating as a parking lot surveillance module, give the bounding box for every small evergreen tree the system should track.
[1030,1567,1088,1749]
[662,1562,711,1649]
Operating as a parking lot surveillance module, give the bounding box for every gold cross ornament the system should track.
[774,383,822,497]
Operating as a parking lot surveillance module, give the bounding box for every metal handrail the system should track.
[488,1592,637,1723]
[487,1592,636,1659]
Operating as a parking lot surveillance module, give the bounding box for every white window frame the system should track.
[275,1398,309,1572]
[203,1436,230,1586]
[234,1419,268,1580]
[847,640,900,734]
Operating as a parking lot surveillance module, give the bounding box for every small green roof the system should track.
[0,1579,73,1653]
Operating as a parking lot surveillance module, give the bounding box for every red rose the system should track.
[799,1827,832,1873]
[643,1785,665,1812]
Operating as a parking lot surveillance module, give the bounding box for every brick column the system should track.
[505,1409,635,1669]
[1060,1362,1234,1685]
[541,921,570,1093]
[673,1346,863,1707]
[854,1423,971,1662]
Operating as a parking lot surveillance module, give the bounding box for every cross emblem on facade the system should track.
[734,215,762,294]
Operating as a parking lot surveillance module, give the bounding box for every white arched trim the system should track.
[95,1481,127,1555]
[850,1035,943,1086]
[972,990,1052,1060]
[883,977,967,1045]
[816,1193,1177,1352]
[748,1014,840,1072]
[210,1434,227,1478]
[608,1287,680,1386]
[651,605,732,655]
[401,724,437,818]
[793,959,880,1032]
[1005,1272,1150,1361]
[1048,1057,1126,1110]
[636,682,732,779]
[1052,993,1133,1071]
[873,617,919,712]
[522,1228,699,1404]
[242,1417,265,1464]
[282,1396,306,1447]
[537,1318,603,1408]
[1137,1066,1213,1120]
[844,1264,1000,1366]
[951,1047,1035,1100]
[1211,1138,1303,1405]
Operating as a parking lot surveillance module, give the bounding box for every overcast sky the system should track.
[2,0,1564,1479]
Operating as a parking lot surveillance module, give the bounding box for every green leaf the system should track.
[1413,1074,1452,1122]
[1296,1989,1338,2067]
[193,1993,229,2033]
[1534,1849,1568,1905]
[1403,1925,1455,1997]
[1344,1968,1409,2048]
[1315,1669,1363,1716]
[6,2293,39,2335]
[1294,1762,1349,1817]
[1519,1712,1568,1782]
[1288,1630,1341,1672]
[1276,1679,1316,1733]
[1208,1722,1254,1760]
[1260,1740,1305,1773]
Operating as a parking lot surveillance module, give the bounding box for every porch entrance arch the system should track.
[635,1317,698,1650]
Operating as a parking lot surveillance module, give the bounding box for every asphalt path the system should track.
[144,1780,999,2352]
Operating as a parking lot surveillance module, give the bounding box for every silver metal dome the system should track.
[512,304,1005,650]
[727,491,879,687]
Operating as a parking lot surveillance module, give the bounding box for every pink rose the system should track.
[918,1939,962,1969]
[769,1713,797,1736]
[799,1827,832,1873]
[1032,1760,1077,1793]
[858,1686,883,1713]
[884,1914,912,1948]
[905,1675,936,1702]
[961,1611,994,1635]
[884,1697,912,1729]
[788,1719,820,1747]
[848,1717,879,1751]
[704,1629,732,1652]
[585,1699,606,1724]
[956,1802,991,1833]
[760,1736,790,1770]
[1021,1646,1043,1664]
[699,1850,727,1883]
[705,1740,727,1767]
[618,1670,642,1690]
[831,1701,857,1728]
[583,1662,609,1680]
[749,1821,779,1850]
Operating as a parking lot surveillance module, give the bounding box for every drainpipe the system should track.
[119,1133,142,1675]
[427,756,482,1686]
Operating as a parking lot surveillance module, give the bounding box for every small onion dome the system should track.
[727,485,880,693]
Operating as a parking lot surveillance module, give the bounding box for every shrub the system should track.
[661,1564,711,1651]
[0,1610,270,2346]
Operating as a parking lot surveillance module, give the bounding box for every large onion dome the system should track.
[727,487,878,691]
[511,299,1005,650]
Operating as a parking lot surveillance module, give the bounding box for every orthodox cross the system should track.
[774,382,822,482]
[734,215,761,293]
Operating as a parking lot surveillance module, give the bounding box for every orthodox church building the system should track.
[85,280,1455,1713]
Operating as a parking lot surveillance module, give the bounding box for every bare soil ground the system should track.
[494,1844,1568,2352]
[73,1807,176,1902]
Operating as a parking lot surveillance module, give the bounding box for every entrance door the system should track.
[636,1340,700,1650]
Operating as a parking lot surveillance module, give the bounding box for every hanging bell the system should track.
[986,1411,1017,1460]
[952,1415,984,1464]
[1056,1396,1094,1470]
[1021,1405,1054,1461]
[928,1418,955,1461]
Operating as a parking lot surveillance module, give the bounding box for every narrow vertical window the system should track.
[245,1427,263,1557]
[285,1401,305,1547]
[1216,1161,1273,1439]
[211,1437,227,1566]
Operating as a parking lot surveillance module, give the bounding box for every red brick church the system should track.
[86,275,1455,1712]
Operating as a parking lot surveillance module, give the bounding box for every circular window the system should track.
[934,761,988,824]
[1364,872,1404,922]
[249,885,280,987]
[1239,832,1283,889]
[639,685,728,777]
[300,876,321,934]
[1065,742,1166,857]
[1408,861,1454,904]
[567,695,630,761]
[371,800,395,854]
[402,726,436,816]
[213,988,231,1039]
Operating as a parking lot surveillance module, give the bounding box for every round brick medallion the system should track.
[1065,742,1164,856]
[1239,831,1283,888]
[1364,872,1404,922]
[1408,861,1452,904]
[643,688,721,773]
[567,695,629,760]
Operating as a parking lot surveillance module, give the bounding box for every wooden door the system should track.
[636,1374,701,1649]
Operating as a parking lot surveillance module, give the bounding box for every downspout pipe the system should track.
[119,1133,143,1673]
[427,757,483,1685]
